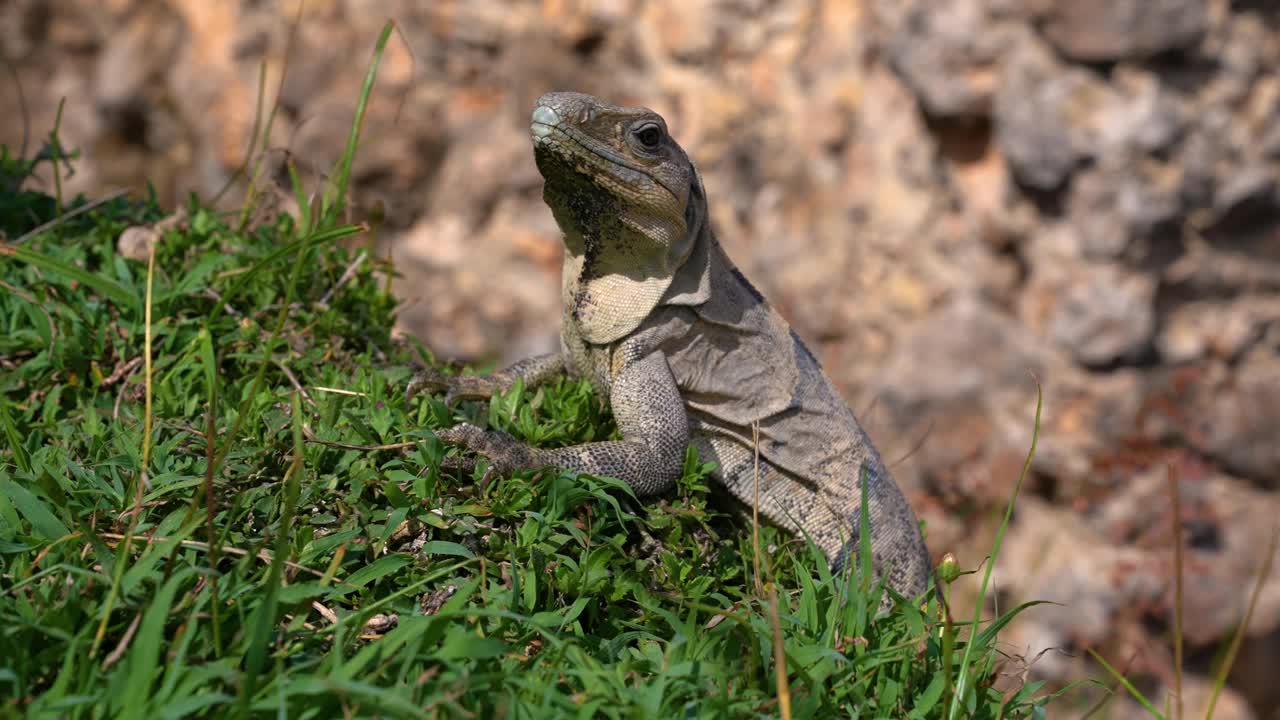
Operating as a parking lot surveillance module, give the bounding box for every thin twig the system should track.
[100,611,142,670]
[101,356,143,387]
[99,532,336,583]
[274,359,315,407]
[202,287,241,317]
[317,249,367,307]
[300,424,417,452]
[311,386,367,397]
[112,361,143,420]
[889,418,935,468]
[311,601,339,625]
[50,98,66,215]
[752,421,762,594]
[1081,650,1142,719]
[1168,464,1184,720]
[767,583,793,720]
[753,420,792,720]
[3,57,30,162]
[92,241,157,662]
[15,189,130,245]
[204,399,222,653]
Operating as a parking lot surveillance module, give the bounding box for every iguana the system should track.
[407,91,933,601]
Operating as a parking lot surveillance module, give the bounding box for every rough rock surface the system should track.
[1037,0,1209,62]
[2,1,1278,716]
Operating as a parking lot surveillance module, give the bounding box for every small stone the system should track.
[1213,165,1278,232]
[116,226,159,262]
[878,0,1023,117]
[644,0,716,62]
[1157,300,1262,363]
[116,210,185,262]
[1198,351,1280,487]
[875,293,1047,411]
[1038,0,1209,62]
[1096,68,1186,156]
[1177,128,1224,208]
[994,35,1091,190]
[361,613,398,634]
[1068,163,1183,260]
[1045,264,1156,366]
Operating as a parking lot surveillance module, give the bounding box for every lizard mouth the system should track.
[529,104,680,206]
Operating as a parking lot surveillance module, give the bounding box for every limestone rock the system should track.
[1194,351,1280,488]
[993,34,1089,190]
[876,0,1025,117]
[1037,0,1209,62]
[1041,263,1157,366]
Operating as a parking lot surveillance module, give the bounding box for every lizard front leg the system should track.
[405,352,564,407]
[433,351,689,496]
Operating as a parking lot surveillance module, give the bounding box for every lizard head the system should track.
[530,91,708,343]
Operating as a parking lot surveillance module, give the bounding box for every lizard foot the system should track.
[405,369,509,407]
[435,422,538,476]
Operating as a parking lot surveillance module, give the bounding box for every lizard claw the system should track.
[405,369,507,408]
[435,422,537,475]
[405,368,449,407]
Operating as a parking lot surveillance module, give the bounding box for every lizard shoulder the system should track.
[653,243,805,426]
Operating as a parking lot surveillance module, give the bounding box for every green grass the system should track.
[0,185,1060,719]
[0,22,1064,719]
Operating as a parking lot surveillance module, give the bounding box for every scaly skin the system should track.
[408,92,934,604]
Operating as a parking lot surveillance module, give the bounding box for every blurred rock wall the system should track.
[2,1,1277,716]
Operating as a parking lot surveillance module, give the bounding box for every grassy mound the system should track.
[0,179,1057,720]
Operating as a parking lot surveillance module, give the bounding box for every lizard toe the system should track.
[408,372,504,407]
[436,423,535,475]
[435,422,485,446]
[405,369,449,406]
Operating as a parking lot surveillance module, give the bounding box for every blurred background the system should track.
[2,0,1278,716]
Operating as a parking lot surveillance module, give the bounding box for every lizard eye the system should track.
[633,123,663,150]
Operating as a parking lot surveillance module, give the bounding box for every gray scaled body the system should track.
[408,91,933,601]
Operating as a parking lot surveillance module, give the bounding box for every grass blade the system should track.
[0,397,31,474]
[120,568,196,720]
[1089,649,1166,719]
[0,242,140,312]
[948,380,1042,720]
[0,478,70,540]
[321,21,396,224]
[1204,520,1279,719]
[236,390,306,713]
[90,235,157,659]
